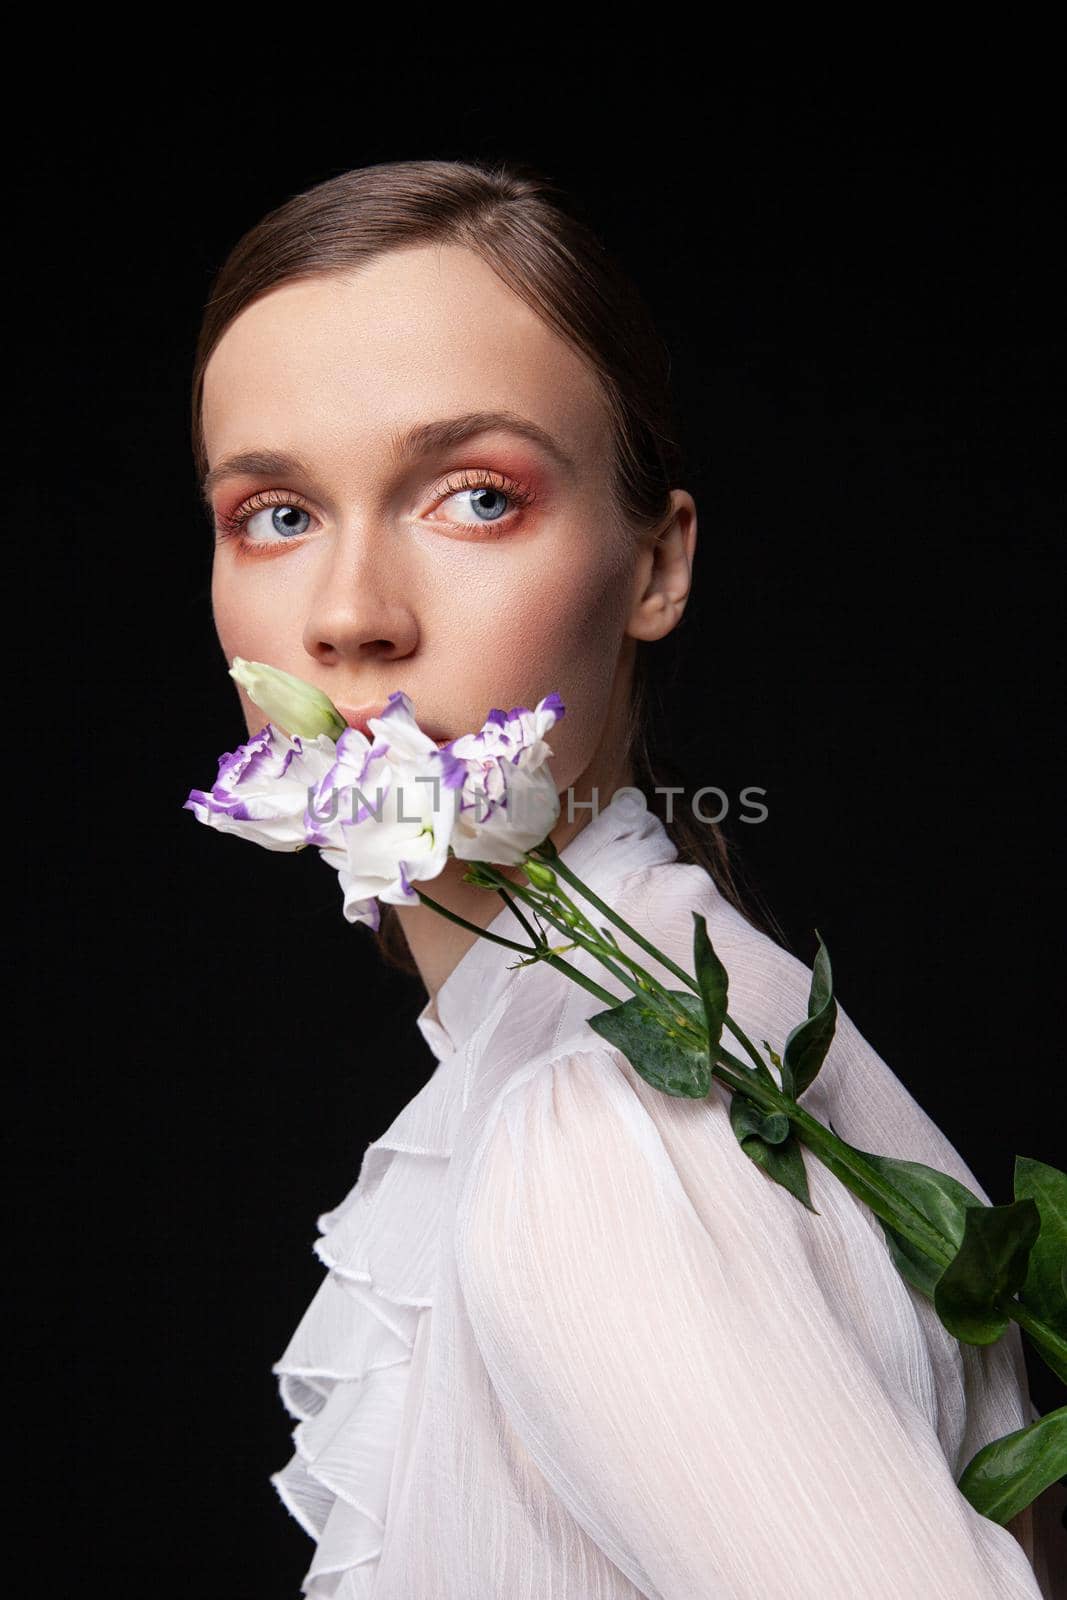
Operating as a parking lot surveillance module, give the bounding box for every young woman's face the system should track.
[202,245,652,798]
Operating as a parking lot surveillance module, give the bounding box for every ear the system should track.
[626,491,697,643]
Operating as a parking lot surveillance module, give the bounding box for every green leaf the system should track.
[934,1199,1041,1344]
[1014,1155,1067,1338]
[957,1405,1067,1526]
[1020,1318,1067,1387]
[692,913,728,1052]
[782,930,838,1098]
[826,1142,1065,1379]
[825,1134,988,1298]
[758,1112,791,1145]
[729,1097,788,1146]
[729,1093,818,1211]
[587,991,711,1098]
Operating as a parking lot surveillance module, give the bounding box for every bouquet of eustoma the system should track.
[185,658,1066,1528]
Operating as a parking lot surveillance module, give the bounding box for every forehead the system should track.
[201,243,612,472]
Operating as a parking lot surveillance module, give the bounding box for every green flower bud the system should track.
[523,860,558,890]
[229,658,347,741]
[463,863,504,889]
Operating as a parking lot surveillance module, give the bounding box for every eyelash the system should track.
[214,469,536,550]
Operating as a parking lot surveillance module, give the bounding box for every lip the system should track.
[337,703,453,747]
[337,703,389,739]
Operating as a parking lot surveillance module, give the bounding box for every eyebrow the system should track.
[200,409,577,505]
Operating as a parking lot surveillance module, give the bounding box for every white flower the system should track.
[445,693,564,865]
[313,691,462,924]
[187,678,567,926]
[184,724,339,852]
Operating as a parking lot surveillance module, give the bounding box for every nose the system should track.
[301,524,418,666]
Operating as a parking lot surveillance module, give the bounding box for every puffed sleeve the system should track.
[454,1042,1047,1600]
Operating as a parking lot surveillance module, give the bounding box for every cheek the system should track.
[210,560,297,666]
[507,589,622,692]
[210,557,250,657]
[461,550,631,769]
[521,545,631,676]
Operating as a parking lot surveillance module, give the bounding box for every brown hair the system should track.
[191,157,788,973]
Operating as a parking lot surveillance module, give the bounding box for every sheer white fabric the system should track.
[271,789,1064,1598]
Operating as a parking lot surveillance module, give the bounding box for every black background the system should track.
[22,59,1063,1596]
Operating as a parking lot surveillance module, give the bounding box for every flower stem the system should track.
[411,889,532,953]
[701,1048,957,1263]
[413,882,617,1008]
[422,855,1063,1362]
[497,875,705,1042]
[538,952,618,1007]
[492,885,541,945]
[523,855,961,1263]
[532,848,769,1072]
[529,848,692,980]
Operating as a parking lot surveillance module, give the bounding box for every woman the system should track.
[191,159,1060,1598]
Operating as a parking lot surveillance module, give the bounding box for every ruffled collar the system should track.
[414,787,679,1064]
[271,786,681,1594]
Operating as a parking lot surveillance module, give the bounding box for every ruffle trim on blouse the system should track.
[270,1061,462,1598]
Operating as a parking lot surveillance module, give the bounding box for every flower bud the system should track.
[229,658,347,741]
[523,859,558,890]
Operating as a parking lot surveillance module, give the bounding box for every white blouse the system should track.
[270,789,1064,1598]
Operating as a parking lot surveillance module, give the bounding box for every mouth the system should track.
[337,704,453,748]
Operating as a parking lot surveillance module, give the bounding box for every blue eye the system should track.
[433,470,535,533]
[216,491,315,549]
[215,470,536,555]
[447,486,510,523]
[245,504,312,542]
